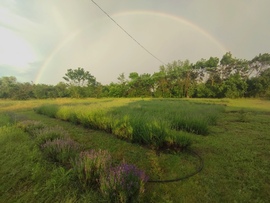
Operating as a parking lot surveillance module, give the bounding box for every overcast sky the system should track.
[0,0,269,85]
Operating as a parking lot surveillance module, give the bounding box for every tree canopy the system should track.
[1,52,270,100]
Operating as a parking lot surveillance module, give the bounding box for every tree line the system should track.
[1,52,270,100]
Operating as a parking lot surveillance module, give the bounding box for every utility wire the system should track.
[90,0,166,65]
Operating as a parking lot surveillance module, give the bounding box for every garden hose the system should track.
[148,149,204,183]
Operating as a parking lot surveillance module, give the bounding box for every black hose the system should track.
[148,149,204,183]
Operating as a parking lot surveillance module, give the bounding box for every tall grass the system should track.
[35,99,225,150]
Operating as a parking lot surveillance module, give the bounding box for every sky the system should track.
[0,0,270,85]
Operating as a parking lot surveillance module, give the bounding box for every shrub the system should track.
[41,138,80,165]
[34,104,59,118]
[71,149,112,189]
[17,120,45,136]
[34,126,69,146]
[100,163,148,203]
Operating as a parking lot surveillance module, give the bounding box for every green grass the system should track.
[0,125,98,202]
[0,98,270,202]
[34,99,225,150]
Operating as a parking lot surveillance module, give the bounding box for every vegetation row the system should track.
[34,100,225,150]
[1,52,270,100]
[17,120,148,203]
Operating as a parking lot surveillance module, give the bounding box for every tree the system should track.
[223,74,247,98]
[220,52,235,66]
[195,58,207,69]
[251,53,270,65]
[205,57,219,68]
[0,76,17,98]
[55,82,69,97]
[33,84,51,99]
[63,67,96,87]
[63,67,97,98]
[12,82,34,100]
[246,69,270,98]
[117,73,128,97]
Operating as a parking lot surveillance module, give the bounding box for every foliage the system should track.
[100,163,148,203]
[33,126,69,146]
[246,68,270,98]
[0,76,17,98]
[71,150,112,189]
[41,138,80,165]
[17,120,45,135]
[223,74,248,98]
[35,100,225,151]
[1,52,270,99]
[251,53,270,65]
[63,67,96,87]
[220,52,235,66]
[1,99,270,202]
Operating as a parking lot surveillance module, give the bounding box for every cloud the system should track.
[1,0,270,85]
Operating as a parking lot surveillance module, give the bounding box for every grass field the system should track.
[0,98,269,202]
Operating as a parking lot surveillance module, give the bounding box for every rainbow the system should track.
[35,29,81,84]
[34,10,227,84]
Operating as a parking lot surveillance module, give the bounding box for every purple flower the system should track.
[100,163,148,202]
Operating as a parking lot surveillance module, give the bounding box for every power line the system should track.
[90,0,166,65]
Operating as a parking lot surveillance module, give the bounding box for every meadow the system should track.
[0,98,269,202]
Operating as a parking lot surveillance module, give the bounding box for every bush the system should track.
[41,138,80,165]
[17,120,45,136]
[100,163,148,203]
[34,104,59,118]
[71,149,112,189]
[34,126,69,146]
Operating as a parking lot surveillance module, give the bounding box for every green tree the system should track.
[12,82,34,100]
[107,82,122,97]
[251,53,270,65]
[220,52,235,66]
[55,82,69,97]
[63,67,96,86]
[246,69,270,98]
[195,58,207,69]
[117,73,128,97]
[63,67,97,98]
[223,74,247,98]
[0,76,17,98]
[33,84,50,99]
[205,57,219,68]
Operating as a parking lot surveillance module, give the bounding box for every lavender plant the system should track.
[33,126,69,146]
[100,163,148,203]
[71,149,112,189]
[17,120,45,136]
[41,138,80,165]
